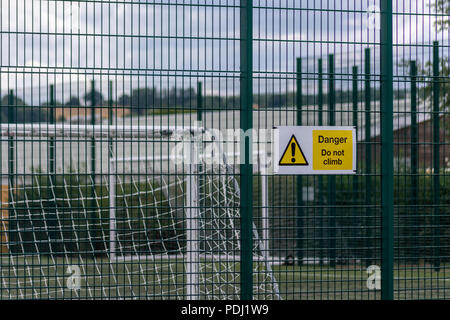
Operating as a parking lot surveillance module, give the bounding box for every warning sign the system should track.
[273,126,356,175]
[279,135,308,166]
[312,130,353,170]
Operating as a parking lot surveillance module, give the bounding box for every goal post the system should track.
[0,123,279,299]
[109,151,202,300]
[0,184,8,254]
[108,152,277,300]
[185,141,200,299]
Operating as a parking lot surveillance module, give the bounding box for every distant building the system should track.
[358,114,450,169]
[392,114,449,169]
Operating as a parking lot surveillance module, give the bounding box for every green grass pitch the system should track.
[1,256,450,300]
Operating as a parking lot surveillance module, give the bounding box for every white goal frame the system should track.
[109,149,201,299]
[109,152,273,300]
[1,123,279,300]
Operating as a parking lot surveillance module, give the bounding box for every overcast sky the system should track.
[0,0,447,105]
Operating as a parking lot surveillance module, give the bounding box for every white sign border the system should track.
[273,126,357,175]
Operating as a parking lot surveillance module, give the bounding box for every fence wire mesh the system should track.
[0,0,448,300]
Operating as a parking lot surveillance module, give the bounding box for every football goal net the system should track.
[0,123,279,300]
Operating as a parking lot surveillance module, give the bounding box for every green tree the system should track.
[65,96,81,107]
[401,1,450,117]
[416,57,450,112]
[131,87,158,114]
[420,0,450,112]
[83,90,104,107]
[117,94,131,106]
[0,92,48,123]
[41,100,64,108]
[431,0,450,32]
[0,92,27,107]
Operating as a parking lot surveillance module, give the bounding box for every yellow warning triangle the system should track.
[279,135,308,166]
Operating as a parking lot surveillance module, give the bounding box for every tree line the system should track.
[0,85,414,123]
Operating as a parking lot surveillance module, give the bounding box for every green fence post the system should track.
[8,90,14,191]
[48,85,58,251]
[432,41,440,272]
[49,85,56,185]
[197,82,203,123]
[108,81,113,157]
[352,66,359,256]
[410,61,418,264]
[328,54,336,268]
[240,0,253,300]
[197,81,204,244]
[296,57,304,266]
[318,58,324,266]
[91,79,97,176]
[380,0,394,300]
[108,81,114,257]
[90,79,98,254]
[364,48,373,267]
[8,90,14,253]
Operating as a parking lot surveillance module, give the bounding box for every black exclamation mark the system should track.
[291,142,296,163]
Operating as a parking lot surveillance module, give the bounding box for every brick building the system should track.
[358,114,449,170]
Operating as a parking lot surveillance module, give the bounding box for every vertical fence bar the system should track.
[108,81,113,157]
[410,61,418,264]
[108,81,115,260]
[49,85,55,181]
[90,79,97,254]
[7,90,14,254]
[318,58,324,266]
[186,140,200,300]
[240,0,253,300]
[352,66,359,256]
[296,57,304,266]
[380,0,394,300]
[91,79,96,175]
[432,41,440,272]
[196,81,204,273]
[328,54,336,268]
[8,90,14,191]
[197,82,203,123]
[49,85,57,249]
[197,81,203,207]
[365,48,373,267]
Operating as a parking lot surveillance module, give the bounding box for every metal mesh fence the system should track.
[0,0,449,300]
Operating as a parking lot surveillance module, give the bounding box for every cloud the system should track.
[0,0,448,104]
